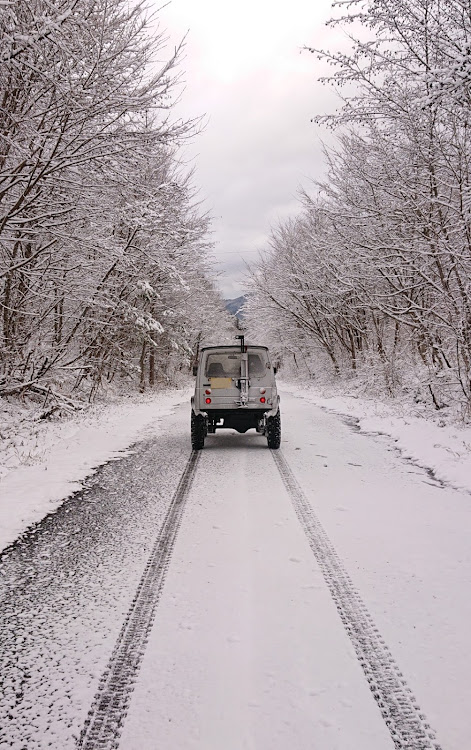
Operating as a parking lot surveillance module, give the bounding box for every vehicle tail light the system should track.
[260,388,266,394]
[205,389,211,395]
[260,397,266,403]
[205,397,211,404]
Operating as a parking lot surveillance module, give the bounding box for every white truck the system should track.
[191,336,281,450]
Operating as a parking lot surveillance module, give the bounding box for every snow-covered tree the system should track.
[0,0,226,403]
[248,0,471,412]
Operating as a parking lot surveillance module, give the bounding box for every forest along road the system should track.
[1,392,470,750]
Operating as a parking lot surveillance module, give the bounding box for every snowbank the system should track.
[283,382,471,495]
[0,389,189,553]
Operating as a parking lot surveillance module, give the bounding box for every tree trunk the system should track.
[139,341,147,392]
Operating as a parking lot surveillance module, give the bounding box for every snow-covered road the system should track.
[1,390,470,749]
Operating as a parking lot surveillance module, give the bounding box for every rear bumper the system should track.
[192,397,279,420]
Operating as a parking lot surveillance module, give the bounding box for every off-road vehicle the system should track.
[191,336,281,450]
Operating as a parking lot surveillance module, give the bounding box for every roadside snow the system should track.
[282,382,471,495]
[2,378,471,557]
[0,389,189,553]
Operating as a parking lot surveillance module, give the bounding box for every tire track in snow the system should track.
[271,449,442,750]
[77,450,200,750]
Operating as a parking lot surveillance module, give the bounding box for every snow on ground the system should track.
[119,392,471,750]
[120,433,394,750]
[0,388,190,553]
[1,388,471,748]
[281,392,471,750]
[282,381,471,495]
[2,378,471,555]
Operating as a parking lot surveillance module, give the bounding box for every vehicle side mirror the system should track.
[192,365,198,376]
[273,366,277,374]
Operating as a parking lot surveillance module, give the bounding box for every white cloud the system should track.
[154,0,339,298]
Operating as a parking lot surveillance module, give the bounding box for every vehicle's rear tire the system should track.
[191,411,206,450]
[266,410,281,449]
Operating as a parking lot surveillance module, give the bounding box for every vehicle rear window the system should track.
[247,353,265,376]
[205,354,241,378]
[204,351,267,378]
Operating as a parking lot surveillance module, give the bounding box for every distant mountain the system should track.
[225,295,247,320]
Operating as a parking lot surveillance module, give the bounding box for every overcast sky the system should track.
[156,0,340,299]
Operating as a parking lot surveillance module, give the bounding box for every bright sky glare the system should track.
[156,0,340,298]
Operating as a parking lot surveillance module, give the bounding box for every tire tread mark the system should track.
[77,450,200,750]
[271,449,442,750]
